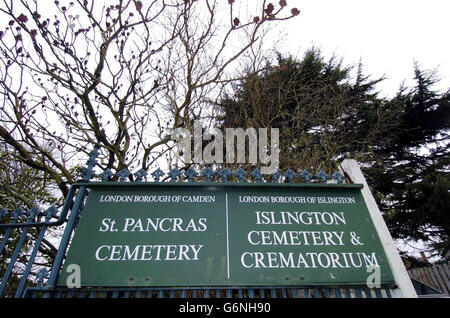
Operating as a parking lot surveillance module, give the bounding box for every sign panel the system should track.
[58,183,396,287]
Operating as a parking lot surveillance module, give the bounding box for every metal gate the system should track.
[0,147,394,298]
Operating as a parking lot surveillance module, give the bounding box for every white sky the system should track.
[274,0,450,97]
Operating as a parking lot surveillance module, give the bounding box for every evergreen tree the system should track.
[365,67,450,259]
[216,50,450,260]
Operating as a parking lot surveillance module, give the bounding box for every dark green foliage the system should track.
[217,49,397,170]
[216,49,450,260]
[0,147,59,296]
[364,67,450,259]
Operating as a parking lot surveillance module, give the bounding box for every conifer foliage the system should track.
[217,50,449,259]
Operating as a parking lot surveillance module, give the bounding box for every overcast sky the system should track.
[274,0,450,98]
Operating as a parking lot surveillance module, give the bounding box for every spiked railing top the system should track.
[284,169,297,183]
[36,268,49,287]
[44,205,58,221]
[271,172,281,183]
[70,147,348,184]
[99,169,114,181]
[0,207,8,221]
[332,171,345,184]
[299,170,313,183]
[151,168,165,182]
[27,207,41,222]
[117,168,131,182]
[134,169,148,182]
[251,168,262,183]
[85,167,346,184]
[184,168,198,182]
[201,167,215,182]
[168,168,182,182]
[80,146,100,181]
[217,168,232,182]
[12,207,25,220]
[317,170,330,183]
[234,168,247,182]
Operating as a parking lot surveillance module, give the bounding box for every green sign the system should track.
[58,182,396,287]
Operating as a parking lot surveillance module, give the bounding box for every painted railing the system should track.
[0,146,393,298]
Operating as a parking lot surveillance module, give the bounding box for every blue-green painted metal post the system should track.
[45,146,100,289]
[0,209,21,255]
[15,206,58,298]
[0,210,32,297]
[0,224,13,254]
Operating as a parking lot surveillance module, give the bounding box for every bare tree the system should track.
[0,0,299,198]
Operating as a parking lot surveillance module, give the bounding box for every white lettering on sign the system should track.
[99,195,216,203]
[236,206,382,273]
[254,211,346,225]
[237,196,356,204]
[94,244,203,261]
[98,217,207,232]
[247,230,345,246]
[240,252,379,269]
[89,191,384,282]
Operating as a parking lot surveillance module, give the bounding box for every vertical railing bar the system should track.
[259,289,264,298]
[226,289,232,298]
[374,288,383,298]
[43,290,52,298]
[344,288,351,298]
[291,288,299,298]
[323,288,331,298]
[281,289,287,298]
[192,289,197,298]
[169,290,175,298]
[158,290,164,298]
[2,204,67,298]
[248,289,255,298]
[302,288,309,298]
[365,287,373,298]
[46,147,99,289]
[46,185,89,288]
[0,225,31,297]
[270,288,277,298]
[135,290,142,298]
[15,223,50,298]
[89,290,96,298]
[181,289,187,298]
[355,287,363,298]
[335,288,342,298]
[0,223,15,255]
[313,288,321,298]
[112,291,119,298]
[237,289,243,298]
[385,288,392,298]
